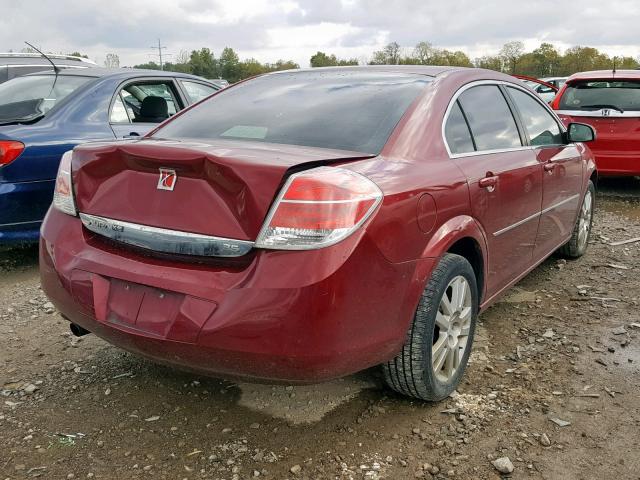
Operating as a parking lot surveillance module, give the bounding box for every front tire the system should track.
[559,180,595,258]
[383,253,478,401]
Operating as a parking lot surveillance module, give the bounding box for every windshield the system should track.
[0,74,92,121]
[154,71,431,154]
[559,80,640,111]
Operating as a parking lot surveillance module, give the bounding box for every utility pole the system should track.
[150,39,168,70]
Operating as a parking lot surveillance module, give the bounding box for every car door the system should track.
[445,83,543,296]
[109,79,185,138]
[505,86,583,261]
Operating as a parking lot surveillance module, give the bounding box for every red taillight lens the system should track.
[255,167,382,250]
[0,141,25,166]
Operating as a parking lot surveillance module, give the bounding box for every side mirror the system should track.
[567,123,596,143]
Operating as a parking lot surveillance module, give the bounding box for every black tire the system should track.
[559,180,595,259]
[382,253,478,401]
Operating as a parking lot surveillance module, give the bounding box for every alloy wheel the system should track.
[577,189,593,250]
[432,275,472,383]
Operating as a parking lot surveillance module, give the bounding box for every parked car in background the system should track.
[552,70,640,176]
[40,66,596,401]
[0,68,220,244]
[515,75,559,103]
[541,77,567,90]
[0,53,96,84]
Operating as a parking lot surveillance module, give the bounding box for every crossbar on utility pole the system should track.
[150,39,168,70]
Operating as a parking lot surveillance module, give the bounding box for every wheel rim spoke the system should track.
[440,293,454,316]
[432,336,448,372]
[432,275,474,383]
[436,311,450,330]
[444,344,456,377]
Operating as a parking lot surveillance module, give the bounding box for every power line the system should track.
[149,39,170,70]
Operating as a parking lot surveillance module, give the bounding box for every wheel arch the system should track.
[416,215,489,303]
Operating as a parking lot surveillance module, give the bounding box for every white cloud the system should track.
[1,0,638,69]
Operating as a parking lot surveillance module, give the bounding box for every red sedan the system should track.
[41,66,596,401]
[552,69,640,176]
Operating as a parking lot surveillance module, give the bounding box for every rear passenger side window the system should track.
[445,102,475,154]
[457,85,522,151]
[507,87,563,146]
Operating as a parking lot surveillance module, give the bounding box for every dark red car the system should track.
[40,66,597,401]
[552,69,640,176]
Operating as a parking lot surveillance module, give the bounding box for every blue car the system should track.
[0,68,220,244]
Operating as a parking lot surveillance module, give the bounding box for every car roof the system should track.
[566,69,640,82]
[22,67,214,82]
[268,65,462,78]
[0,53,97,66]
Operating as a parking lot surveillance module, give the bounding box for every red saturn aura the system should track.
[552,69,640,176]
[41,66,597,401]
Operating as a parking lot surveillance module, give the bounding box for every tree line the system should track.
[366,41,639,77]
[133,47,299,83]
[130,41,638,83]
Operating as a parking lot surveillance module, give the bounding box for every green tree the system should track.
[132,61,161,70]
[310,51,358,67]
[532,43,561,77]
[267,59,300,71]
[189,48,217,78]
[614,56,640,70]
[370,42,401,65]
[474,55,503,71]
[219,47,241,83]
[500,41,525,74]
[413,41,435,64]
[560,46,610,75]
[68,51,89,59]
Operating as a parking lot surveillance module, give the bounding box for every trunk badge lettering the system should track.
[157,168,177,191]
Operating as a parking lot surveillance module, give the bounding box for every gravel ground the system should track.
[1,180,639,480]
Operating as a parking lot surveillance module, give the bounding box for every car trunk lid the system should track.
[72,138,374,243]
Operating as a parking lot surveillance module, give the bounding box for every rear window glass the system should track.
[0,74,91,114]
[154,71,431,154]
[559,80,640,111]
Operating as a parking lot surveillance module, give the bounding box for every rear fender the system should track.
[394,215,489,342]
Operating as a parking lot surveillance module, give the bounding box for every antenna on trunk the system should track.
[24,41,60,98]
[24,42,60,74]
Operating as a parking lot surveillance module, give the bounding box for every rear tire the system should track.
[382,253,478,401]
[559,180,595,258]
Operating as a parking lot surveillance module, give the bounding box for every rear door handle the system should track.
[544,162,557,172]
[479,175,498,189]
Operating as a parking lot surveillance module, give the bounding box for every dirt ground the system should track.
[1,178,639,480]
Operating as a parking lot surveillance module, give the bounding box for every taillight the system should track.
[255,167,382,250]
[52,151,77,216]
[0,140,24,166]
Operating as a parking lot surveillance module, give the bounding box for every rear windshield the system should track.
[154,71,431,154]
[0,74,92,114]
[559,80,640,111]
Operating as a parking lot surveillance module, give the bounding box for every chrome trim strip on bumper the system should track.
[556,109,640,118]
[493,194,580,237]
[80,213,254,257]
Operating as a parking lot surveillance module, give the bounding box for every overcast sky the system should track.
[3,0,639,68]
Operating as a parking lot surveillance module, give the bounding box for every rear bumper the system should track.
[0,179,54,244]
[591,151,640,176]
[40,208,431,382]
